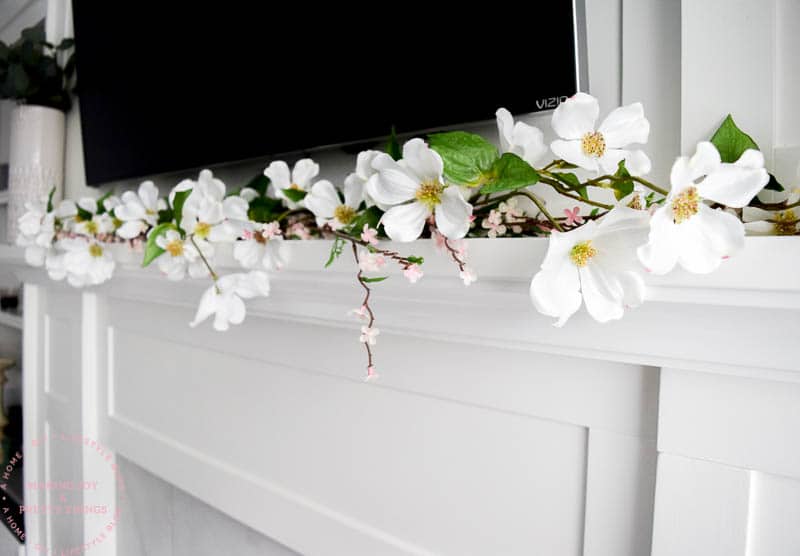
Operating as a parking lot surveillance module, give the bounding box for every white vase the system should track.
[6,104,66,244]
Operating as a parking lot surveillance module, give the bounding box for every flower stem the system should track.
[331,229,418,269]
[190,235,220,293]
[351,243,375,374]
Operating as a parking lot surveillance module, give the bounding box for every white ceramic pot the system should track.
[6,104,66,244]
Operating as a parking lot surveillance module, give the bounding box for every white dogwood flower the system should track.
[531,206,650,326]
[304,179,363,230]
[115,181,166,239]
[496,108,548,166]
[345,150,383,207]
[59,237,116,287]
[743,207,799,236]
[366,138,472,241]
[637,142,768,274]
[16,199,56,266]
[72,197,115,237]
[180,170,249,242]
[155,229,213,280]
[550,93,651,175]
[264,159,319,208]
[233,222,286,270]
[190,271,271,331]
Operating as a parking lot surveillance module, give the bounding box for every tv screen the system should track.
[72,2,585,185]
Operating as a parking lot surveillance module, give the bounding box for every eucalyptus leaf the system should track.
[142,223,177,267]
[710,115,759,163]
[428,131,499,186]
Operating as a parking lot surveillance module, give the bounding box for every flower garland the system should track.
[15,93,800,378]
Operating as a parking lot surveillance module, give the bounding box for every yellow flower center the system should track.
[85,220,99,235]
[289,183,303,190]
[569,240,597,267]
[415,180,445,209]
[774,209,798,236]
[672,187,700,224]
[112,217,123,228]
[581,131,606,157]
[88,244,103,258]
[333,205,356,225]
[194,222,211,239]
[165,239,184,257]
[627,195,643,210]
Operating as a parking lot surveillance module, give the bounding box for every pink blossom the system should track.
[358,251,386,273]
[361,224,379,246]
[287,222,311,240]
[459,267,477,286]
[432,229,447,251]
[360,326,380,346]
[365,365,379,381]
[262,221,282,238]
[481,209,507,238]
[564,206,584,226]
[403,264,424,283]
[241,229,254,240]
[349,305,370,321]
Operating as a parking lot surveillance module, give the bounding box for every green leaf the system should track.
[552,172,581,188]
[248,196,284,223]
[428,131,499,186]
[361,276,388,283]
[142,223,177,267]
[46,186,55,212]
[244,174,270,196]
[8,64,29,96]
[171,189,192,229]
[96,189,115,214]
[764,173,784,192]
[386,126,402,161]
[346,206,382,234]
[576,187,589,201]
[710,114,759,163]
[76,205,93,221]
[479,153,539,194]
[324,237,345,268]
[406,255,424,265]
[157,208,174,224]
[589,208,600,217]
[612,160,635,200]
[282,188,307,203]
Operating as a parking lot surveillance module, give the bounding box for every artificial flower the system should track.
[16,199,56,266]
[358,250,386,273]
[233,222,285,270]
[459,267,477,286]
[637,142,769,274]
[345,150,382,207]
[349,305,370,321]
[190,271,271,331]
[286,221,312,240]
[72,197,115,237]
[359,326,379,346]
[530,206,649,326]
[115,181,166,239]
[58,237,116,287]
[551,93,651,175]
[481,210,507,238]
[180,170,249,242]
[496,108,548,166]
[361,224,379,245]
[264,159,319,208]
[155,229,214,280]
[743,207,799,236]
[403,264,424,283]
[563,207,584,226]
[366,139,472,241]
[304,179,363,230]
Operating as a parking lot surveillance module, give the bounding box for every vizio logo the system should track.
[535,96,569,110]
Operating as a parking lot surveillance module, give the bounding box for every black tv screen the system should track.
[72,2,584,185]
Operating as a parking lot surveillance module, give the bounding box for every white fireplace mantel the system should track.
[2,237,800,556]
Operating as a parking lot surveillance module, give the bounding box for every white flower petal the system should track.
[599,149,652,176]
[78,197,98,214]
[434,187,472,239]
[551,92,599,140]
[598,102,649,148]
[671,142,721,190]
[530,262,582,327]
[367,158,419,205]
[117,220,145,239]
[401,138,443,182]
[381,201,430,242]
[343,174,364,208]
[693,204,745,259]
[190,287,218,328]
[637,205,681,274]
[495,107,514,152]
[579,265,624,323]
[222,196,249,221]
[139,181,159,210]
[264,161,291,189]
[696,151,768,207]
[551,139,600,172]
[304,180,341,219]
[291,159,319,189]
[512,121,548,166]
[744,221,775,235]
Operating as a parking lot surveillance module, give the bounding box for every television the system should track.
[72,2,587,186]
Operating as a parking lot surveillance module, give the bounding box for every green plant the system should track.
[0,21,75,112]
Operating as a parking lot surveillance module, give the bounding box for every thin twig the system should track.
[351,243,375,373]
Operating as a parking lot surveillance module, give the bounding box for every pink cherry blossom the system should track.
[361,224,379,245]
[459,267,477,286]
[365,365,379,380]
[403,264,424,283]
[360,326,380,345]
[287,222,311,240]
[262,221,282,238]
[349,305,369,321]
[564,206,584,226]
[481,209,507,238]
[358,251,386,272]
